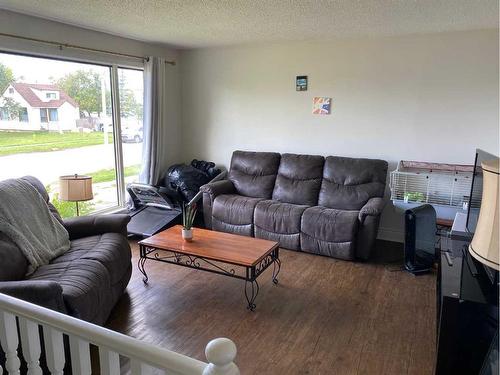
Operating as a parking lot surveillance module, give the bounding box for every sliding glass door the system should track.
[118,68,144,188]
[0,52,143,217]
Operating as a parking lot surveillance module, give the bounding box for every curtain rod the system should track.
[0,32,176,65]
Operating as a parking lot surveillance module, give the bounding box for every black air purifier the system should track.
[404,204,437,275]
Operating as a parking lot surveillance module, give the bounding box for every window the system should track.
[0,52,144,217]
[0,108,8,120]
[40,108,49,123]
[40,108,58,122]
[118,68,144,190]
[49,108,58,121]
[19,107,28,122]
[8,88,13,94]
[39,108,48,123]
[46,92,57,99]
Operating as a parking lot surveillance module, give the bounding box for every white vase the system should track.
[182,228,193,242]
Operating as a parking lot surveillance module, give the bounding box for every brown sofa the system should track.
[201,151,388,260]
[0,176,131,325]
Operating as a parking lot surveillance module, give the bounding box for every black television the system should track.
[466,148,498,239]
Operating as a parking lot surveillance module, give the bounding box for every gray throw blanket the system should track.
[0,178,70,274]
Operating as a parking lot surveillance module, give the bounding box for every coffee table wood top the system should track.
[139,225,279,267]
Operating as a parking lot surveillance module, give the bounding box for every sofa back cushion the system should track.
[228,151,281,198]
[318,156,388,210]
[21,175,64,224]
[0,175,63,281]
[0,233,28,281]
[272,153,325,206]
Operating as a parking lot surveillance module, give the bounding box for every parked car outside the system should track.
[121,126,143,143]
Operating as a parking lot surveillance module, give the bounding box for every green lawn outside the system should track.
[87,164,141,183]
[0,130,113,156]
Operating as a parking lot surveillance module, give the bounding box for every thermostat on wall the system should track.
[296,75,308,91]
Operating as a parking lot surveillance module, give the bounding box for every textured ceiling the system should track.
[0,0,498,49]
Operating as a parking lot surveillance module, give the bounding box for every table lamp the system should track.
[468,159,499,270]
[59,174,93,216]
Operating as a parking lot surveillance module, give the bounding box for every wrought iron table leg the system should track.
[138,248,149,284]
[272,257,281,285]
[244,279,259,311]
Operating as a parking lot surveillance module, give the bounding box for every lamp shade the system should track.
[59,175,93,202]
[469,159,499,270]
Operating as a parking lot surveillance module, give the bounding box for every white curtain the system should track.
[139,56,167,185]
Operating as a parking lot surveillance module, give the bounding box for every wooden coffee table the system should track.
[138,225,281,311]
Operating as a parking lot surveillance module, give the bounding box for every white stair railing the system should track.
[0,293,239,375]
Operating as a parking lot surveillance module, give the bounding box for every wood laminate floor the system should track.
[106,240,436,375]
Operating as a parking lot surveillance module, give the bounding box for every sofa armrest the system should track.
[200,180,235,229]
[358,197,385,223]
[200,180,235,198]
[63,214,131,240]
[356,197,386,260]
[0,280,66,313]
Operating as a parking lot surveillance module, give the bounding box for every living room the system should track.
[0,1,498,374]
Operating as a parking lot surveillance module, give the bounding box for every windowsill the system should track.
[89,204,128,216]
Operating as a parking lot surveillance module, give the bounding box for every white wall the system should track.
[180,30,499,242]
[0,9,181,170]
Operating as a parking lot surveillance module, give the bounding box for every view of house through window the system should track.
[0,52,144,217]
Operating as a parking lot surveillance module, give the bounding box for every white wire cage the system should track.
[390,160,480,220]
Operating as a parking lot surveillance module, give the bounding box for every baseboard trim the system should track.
[377,227,403,243]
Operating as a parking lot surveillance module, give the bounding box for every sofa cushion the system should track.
[318,156,388,210]
[27,233,131,323]
[300,206,359,260]
[228,151,281,198]
[51,233,131,285]
[212,194,264,236]
[272,153,324,206]
[254,200,308,250]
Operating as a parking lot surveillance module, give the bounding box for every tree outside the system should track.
[56,69,142,120]
[1,98,22,120]
[0,62,14,93]
[57,69,103,117]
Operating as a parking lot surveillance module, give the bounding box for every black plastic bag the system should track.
[163,160,221,202]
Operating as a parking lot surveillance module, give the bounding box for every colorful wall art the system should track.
[312,97,331,115]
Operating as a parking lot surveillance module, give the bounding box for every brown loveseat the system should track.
[0,176,131,325]
[201,151,388,260]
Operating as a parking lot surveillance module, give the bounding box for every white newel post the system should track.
[202,338,239,375]
[0,311,21,375]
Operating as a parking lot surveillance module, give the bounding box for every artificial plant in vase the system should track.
[182,203,197,241]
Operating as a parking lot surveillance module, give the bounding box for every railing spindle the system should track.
[99,347,120,375]
[131,358,154,375]
[43,327,65,375]
[18,317,43,375]
[0,311,21,375]
[69,336,91,375]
